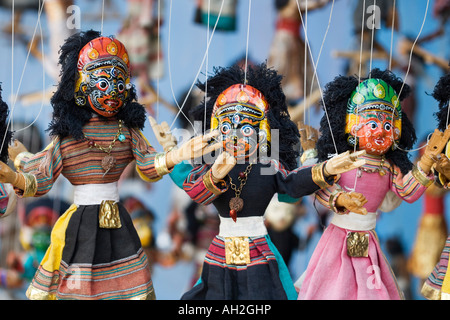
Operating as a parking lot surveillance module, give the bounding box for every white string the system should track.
[306,0,335,114]
[167,0,225,132]
[368,0,376,76]
[15,2,46,134]
[2,0,46,155]
[388,0,396,70]
[358,0,366,83]
[295,0,338,156]
[204,0,210,134]
[156,0,161,120]
[101,0,105,35]
[10,0,14,132]
[396,0,429,101]
[243,0,252,84]
[303,0,308,124]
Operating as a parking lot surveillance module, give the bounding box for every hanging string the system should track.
[304,0,336,126]
[243,0,252,85]
[14,2,46,134]
[204,0,210,134]
[100,0,105,35]
[368,0,376,76]
[10,0,14,133]
[296,0,338,156]
[358,0,366,83]
[396,0,429,101]
[388,0,396,70]
[303,0,308,124]
[2,0,46,157]
[156,0,161,120]
[167,0,225,133]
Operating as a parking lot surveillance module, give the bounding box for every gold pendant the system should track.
[99,200,122,229]
[378,169,386,176]
[346,231,369,257]
[225,237,250,265]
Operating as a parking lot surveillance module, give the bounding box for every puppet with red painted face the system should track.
[0,30,219,300]
[297,68,450,300]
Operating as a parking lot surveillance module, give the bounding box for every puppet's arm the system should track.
[0,139,62,198]
[391,128,450,201]
[183,152,235,205]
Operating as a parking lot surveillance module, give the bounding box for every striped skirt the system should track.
[181,235,297,300]
[422,235,450,300]
[26,203,155,300]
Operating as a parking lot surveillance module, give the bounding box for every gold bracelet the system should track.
[13,151,33,172]
[411,164,433,188]
[22,172,37,197]
[202,170,227,195]
[154,152,172,177]
[311,162,333,189]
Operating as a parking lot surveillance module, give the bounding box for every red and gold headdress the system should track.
[211,84,271,143]
[75,37,130,94]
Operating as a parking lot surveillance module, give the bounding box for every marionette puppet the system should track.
[175,63,367,300]
[0,29,220,300]
[422,70,450,300]
[297,68,450,300]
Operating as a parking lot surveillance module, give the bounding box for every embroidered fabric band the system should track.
[330,211,377,231]
[219,216,267,237]
[203,170,227,195]
[154,152,172,177]
[311,162,333,189]
[412,164,433,187]
[22,173,37,198]
[73,182,119,205]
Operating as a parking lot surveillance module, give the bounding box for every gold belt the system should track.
[99,200,122,229]
[346,231,369,257]
[225,237,250,265]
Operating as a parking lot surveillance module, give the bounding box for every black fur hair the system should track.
[47,29,146,140]
[316,68,416,174]
[0,84,12,163]
[433,71,450,131]
[190,62,300,170]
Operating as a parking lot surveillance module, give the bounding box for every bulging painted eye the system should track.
[384,122,392,131]
[117,81,125,93]
[241,125,254,137]
[96,79,109,91]
[367,120,378,130]
[221,122,231,135]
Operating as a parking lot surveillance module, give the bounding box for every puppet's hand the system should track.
[148,116,178,152]
[420,127,450,174]
[324,150,367,176]
[0,161,25,190]
[8,140,28,162]
[434,154,450,181]
[335,192,368,215]
[166,130,221,167]
[298,121,318,151]
[211,151,236,182]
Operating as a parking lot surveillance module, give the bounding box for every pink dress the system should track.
[298,154,432,300]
